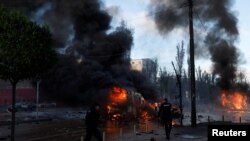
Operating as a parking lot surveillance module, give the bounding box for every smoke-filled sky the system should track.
[0,0,160,104]
[105,0,250,80]
[1,0,249,103]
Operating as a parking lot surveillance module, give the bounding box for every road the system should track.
[1,107,250,141]
[1,119,85,141]
[0,118,208,141]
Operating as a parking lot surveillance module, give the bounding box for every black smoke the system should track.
[0,0,159,105]
[0,0,45,14]
[150,0,241,90]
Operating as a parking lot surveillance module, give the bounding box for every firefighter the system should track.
[158,98,173,140]
[84,103,102,141]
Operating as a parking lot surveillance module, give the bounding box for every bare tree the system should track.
[173,41,185,126]
[175,41,185,76]
[143,58,158,83]
[158,67,170,98]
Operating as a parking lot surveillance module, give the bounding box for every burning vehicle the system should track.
[171,105,182,119]
[104,86,182,124]
[104,86,173,124]
[220,90,248,110]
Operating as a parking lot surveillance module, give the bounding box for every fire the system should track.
[140,110,151,120]
[107,105,111,114]
[148,102,158,110]
[172,120,177,126]
[220,90,248,110]
[109,86,127,103]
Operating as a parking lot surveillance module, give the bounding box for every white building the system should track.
[130,58,157,82]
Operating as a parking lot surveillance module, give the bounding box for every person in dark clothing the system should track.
[158,98,172,140]
[84,103,102,141]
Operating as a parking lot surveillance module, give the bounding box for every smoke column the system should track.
[150,0,240,90]
[0,0,158,105]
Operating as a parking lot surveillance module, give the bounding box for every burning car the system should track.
[171,105,182,119]
[105,86,150,123]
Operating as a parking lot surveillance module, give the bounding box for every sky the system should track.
[104,0,250,79]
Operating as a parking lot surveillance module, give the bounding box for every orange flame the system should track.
[220,90,248,110]
[141,110,151,120]
[172,120,177,126]
[148,102,158,110]
[109,86,127,103]
[107,105,111,114]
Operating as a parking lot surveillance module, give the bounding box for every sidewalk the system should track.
[107,124,208,141]
[0,120,208,141]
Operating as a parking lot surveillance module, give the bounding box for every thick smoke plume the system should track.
[150,0,240,90]
[0,0,158,105]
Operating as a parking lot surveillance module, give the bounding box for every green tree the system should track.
[0,6,57,141]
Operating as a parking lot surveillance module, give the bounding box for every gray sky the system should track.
[104,0,250,79]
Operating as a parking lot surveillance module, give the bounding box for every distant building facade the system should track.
[130,58,157,82]
[0,81,36,106]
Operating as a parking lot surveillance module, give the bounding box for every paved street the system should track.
[0,119,208,141]
[107,123,207,141]
[2,108,249,141]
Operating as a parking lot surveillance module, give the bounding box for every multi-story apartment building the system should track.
[130,58,157,82]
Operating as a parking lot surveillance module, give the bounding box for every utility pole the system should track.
[11,81,17,141]
[188,0,197,127]
[172,61,183,126]
[36,79,41,119]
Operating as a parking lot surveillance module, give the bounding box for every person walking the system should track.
[158,98,173,140]
[84,103,102,141]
